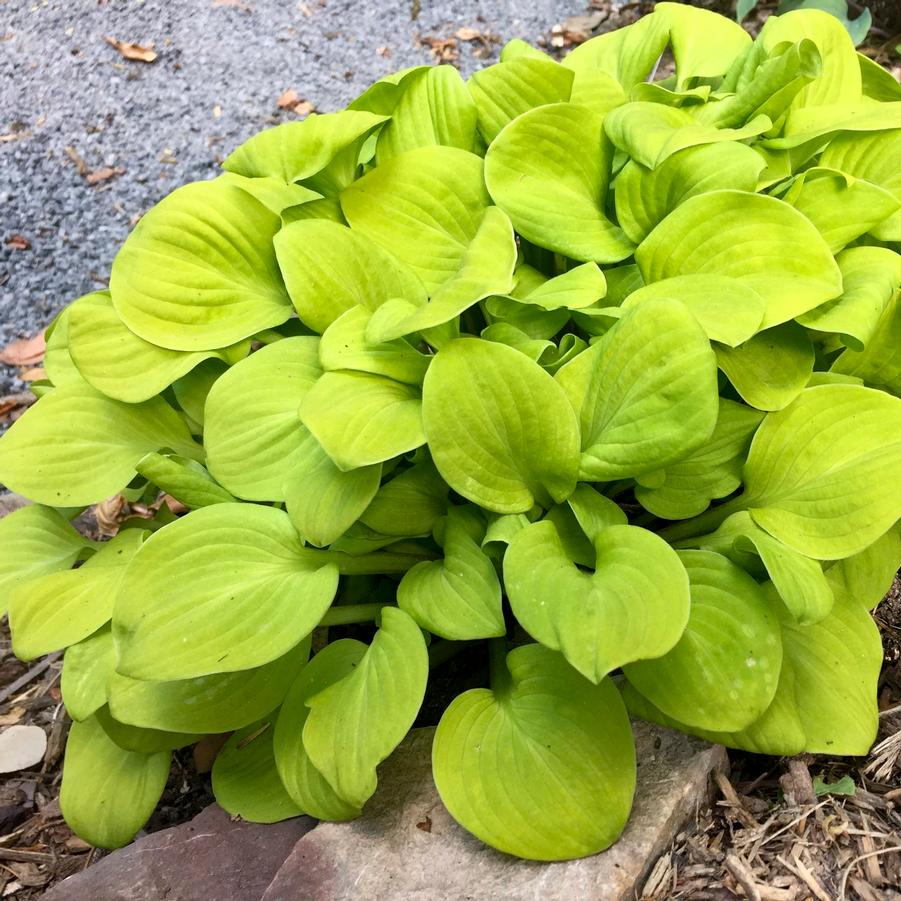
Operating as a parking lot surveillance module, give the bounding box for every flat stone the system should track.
[263,723,728,901]
[46,804,316,901]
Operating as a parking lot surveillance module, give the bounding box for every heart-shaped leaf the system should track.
[398,506,504,640]
[432,643,635,861]
[623,550,781,732]
[485,102,633,263]
[825,526,901,611]
[110,180,292,351]
[422,337,580,513]
[636,190,842,328]
[504,520,690,683]
[114,504,338,680]
[555,298,718,481]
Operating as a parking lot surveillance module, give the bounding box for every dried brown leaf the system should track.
[64,145,87,175]
[455,26,481,41]
[18,368,46,383]
[0,333,45,367]
[193,733,231,773]
[5,235,30,251]
[104,36,158,63]
[85,166,125,185]
[94,495,129,537]
[277,88,301,109]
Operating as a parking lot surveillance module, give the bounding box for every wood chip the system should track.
[104,36,158,63]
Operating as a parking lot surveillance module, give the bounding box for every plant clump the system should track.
[2,2,901,862]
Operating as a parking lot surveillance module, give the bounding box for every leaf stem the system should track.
[328,550,435,575]
[657,494,749,544]
[319,603,387,626]
[488,638,512,697]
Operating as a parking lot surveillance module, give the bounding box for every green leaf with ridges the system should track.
[432,644,636,861]
[504,520,690,683]
[114,504,338,680]
[422,338,580,514]
[485,103,633,263]
[61,626,115,722]
[555,299,718,481]
[623,551,781,731]
[303,608,428,809]
[110,180,292,351]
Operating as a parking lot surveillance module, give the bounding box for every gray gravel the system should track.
[0,0,582,393]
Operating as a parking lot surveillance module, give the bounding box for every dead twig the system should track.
[0,652,61,705]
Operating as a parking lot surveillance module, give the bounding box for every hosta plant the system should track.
[2,2,901,862]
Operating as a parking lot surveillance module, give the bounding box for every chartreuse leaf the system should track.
[109,180,292,351]
[603,103,771,171]
[831,294,901,394]
[274,640,365,820]
[614,143,764,245]
[468,57,574,143]
[363,206,516,344]
[825,527,901,610]
[739,385,901,559]
[62,626,115,721]
[780,168,900,253]
[635,399,764,520]
[376,65,477,161]
[504,520,690,683]
[422,338,580,514]
[10,529,146,660]
[693,511,833,624]
[761,7,862,109]
[223,110,387,184]
[341,146,493,292]
[562,10,671,88]
[799,247,901,351]
[213,721,303,823]
[283,450,382,548]
[217,171,321,213]
[135,453,235,508]
[715,323,814,411]
[636,191,842,328]
[360,459,448,536]
[67,291,250,403]
[299,372,425,470]
[172,359,225,427]
[0,388,201,508]
[621,276,767,347]
[819,129,901,240]
[859,51,901,102]
[274,219,427,334]
[114,504,338,680]
[626,580,881,755]
[60,714,170,849]
[398,506,504,640]
[485,103,633,263]
[509,263,606,312]
[108,638,311,734]
[0,505,94,614]
[303,608,428,809]
[556,299,718,481]
[432,643,636,861]
[204,337,320,500]
[654,2,752,87]
[43,306,85,388]
[623,551,781,732]
[94,705,201,754]
[319,307,430,385]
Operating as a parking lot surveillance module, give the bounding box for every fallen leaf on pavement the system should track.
[104,35,158,63]
[64,145,88,175]
[0,393,34,422]
[277,89,316,117]
[418,34,459,64]
[6,235,31,251]
[455,26,481,41]
[85,166,125,185]
[0,333,45,367]
[18,368,46,382]
[0,727,48,774]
